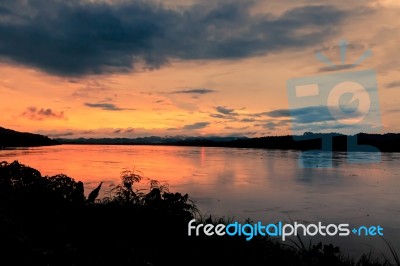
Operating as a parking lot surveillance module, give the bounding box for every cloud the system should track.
[241,118,257,122]
[215,106,237,115]
[318,64,357,72]
[266,106,338,123]
[385,81,400,89]
[258,121,277,130]
[84,102,134,111]
[387,108,400,114]
[46,132,74,138]
[290,120,356,133]
[225,126,249,130]
[0,1,352,76]
[210,106,240,120]
[35,126,255,138]
[71,80,111,98]
[111,127,134,134]
[264,109,291,118]
[22,107,67,121]
[254,119,290,130]
[210,113,235,120]
[182,122,210,130]
[264,106,377,134]
[244,111,270,118]
[170,88,217,95]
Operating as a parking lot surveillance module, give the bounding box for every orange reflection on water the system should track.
[1,145,400,257]
[201,146,205,164]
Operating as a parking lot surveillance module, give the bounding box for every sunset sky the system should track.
[0,0,399,138]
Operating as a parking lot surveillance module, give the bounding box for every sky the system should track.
[0,0,399,138]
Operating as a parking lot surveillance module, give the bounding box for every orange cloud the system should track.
[22,107,67,121]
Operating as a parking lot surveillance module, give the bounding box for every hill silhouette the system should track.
[0,127,58,148]
[58,133,400,152]
[2,126,399,152]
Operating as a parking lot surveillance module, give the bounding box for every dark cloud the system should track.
[263,106,341,123]
[170,88,217,95]
[316,42,369,54]
[215,106,237,115]
[241,118,257,122]
[84,102,134,111]
[112,128,134,134]
[265,105,375,134]
[182,122,210,130]
[210,107,290,124]
[210,113,226,119]
[22,106,67,120]
[258,121,276,130]
[254,119,289,130]
[265,105,358,124]
[265,109,291,118]
[46,132,74,138]
[245,111,271,118]
[0,1,352,76]
[385,81,400,89]
[210,106,240,120]
[318,64,356,72]
[291,120,353,133]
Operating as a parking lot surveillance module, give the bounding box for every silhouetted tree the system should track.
[87,182,102,203]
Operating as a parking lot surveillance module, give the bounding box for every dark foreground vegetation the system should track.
[0,161,398,266]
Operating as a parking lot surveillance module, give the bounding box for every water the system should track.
[1,144,399,258]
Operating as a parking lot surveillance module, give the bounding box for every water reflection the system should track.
[0,144,399,257]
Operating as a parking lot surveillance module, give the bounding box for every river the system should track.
[1,144,399,258]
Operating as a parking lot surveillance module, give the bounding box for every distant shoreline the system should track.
[56,133,400,152]
[2,126,400,152]
[0,126,58,148]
